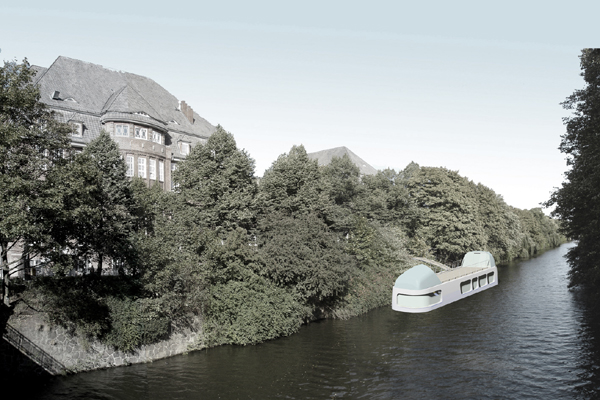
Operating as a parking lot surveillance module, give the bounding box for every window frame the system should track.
[149,159,156,180]
[126,155,134,177]
[135,127,148,140]
[138,157,147,178]
[115,124,130,137]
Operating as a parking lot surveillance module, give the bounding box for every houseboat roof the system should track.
[394,264,442,290]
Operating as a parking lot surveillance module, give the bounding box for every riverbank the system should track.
[1,242,567,376]
[2,303,204,375]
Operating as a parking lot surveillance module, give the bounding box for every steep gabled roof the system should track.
[33,56,215,138]
[307,146,378,175]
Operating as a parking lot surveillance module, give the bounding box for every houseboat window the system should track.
[479,275,487,287]
[487,272,495,283]
[397,292,442,309]
[472,278,478,290]
[460,280,472,294]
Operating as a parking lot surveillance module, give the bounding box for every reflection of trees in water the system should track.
[572,289,600,398]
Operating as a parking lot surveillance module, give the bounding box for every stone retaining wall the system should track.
[5,311,204,373]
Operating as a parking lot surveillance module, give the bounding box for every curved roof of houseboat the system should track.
[394,264,442,290]
[462,251,496,268]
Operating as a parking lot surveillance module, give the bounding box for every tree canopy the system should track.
[546,48,600,289]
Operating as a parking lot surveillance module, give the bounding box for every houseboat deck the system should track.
[437,266,488,283]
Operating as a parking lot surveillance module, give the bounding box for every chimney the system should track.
[180,100,194,124]
[52,91,60,100]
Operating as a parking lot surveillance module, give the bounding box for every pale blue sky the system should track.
[1,1,596,211]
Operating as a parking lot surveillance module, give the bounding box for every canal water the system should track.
[27,243,600,399]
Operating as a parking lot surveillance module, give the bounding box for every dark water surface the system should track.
[28,243,600,399]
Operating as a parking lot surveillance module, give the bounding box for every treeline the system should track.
[2,60,565,352]
[547,49,600,292]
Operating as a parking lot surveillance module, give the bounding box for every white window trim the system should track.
[70,121,83,137]
[116,124,129,137]
[138,157,146,178]
[135,127,148,140]
[126,155,134,177]
[149,159,156,180]
[181,142,190,155]
[159,161,164,182]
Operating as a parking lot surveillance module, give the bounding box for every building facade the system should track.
[5,57,216,279]
[33,56,215,190]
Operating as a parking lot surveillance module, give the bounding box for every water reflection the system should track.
[26,243,600,399]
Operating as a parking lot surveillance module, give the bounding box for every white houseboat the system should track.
[391,251,498,313]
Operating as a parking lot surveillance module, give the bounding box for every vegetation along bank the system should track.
[0,60,566,373]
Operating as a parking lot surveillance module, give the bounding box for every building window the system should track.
[152,131,162,144]
[149,159,156,180]
[171,163,177,190]
[138,157,146,178]
[180,142,190,155]
[159,161,164,182]
[126,155,134,177]
[135,127,148,140]
[116,124,129,137]
[70,122,83,137]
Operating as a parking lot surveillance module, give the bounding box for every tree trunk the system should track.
[1,240,9,306]
[97,253,103,276]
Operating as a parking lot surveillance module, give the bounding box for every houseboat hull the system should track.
[392,251,499,313]
[392,266,498,313]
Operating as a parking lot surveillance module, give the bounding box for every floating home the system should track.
[392,251,498,313]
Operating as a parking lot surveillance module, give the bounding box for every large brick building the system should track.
[33,56,215,190]
[5,57,216,279]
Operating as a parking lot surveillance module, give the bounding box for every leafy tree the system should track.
[173,125,256,236]
[53,131,136,275]
[256,212,354,316]
[0,59,72,305]
[546,48,600,289]
[406,166,487,261]
[357,168,419,227]
[257,145,327,217]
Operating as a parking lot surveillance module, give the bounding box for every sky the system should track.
[1,1,596,211]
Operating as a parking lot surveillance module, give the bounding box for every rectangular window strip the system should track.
[135,127,148,140]
[159,161,164,182]
[152,131,162,144]
[171,163,177,190]
[138,157,146,178]
[116,124,129,137]
[149,159,156,180]
[126,155,134,177]
[181,142,190,155]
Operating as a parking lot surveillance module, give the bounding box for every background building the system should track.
[33,56,215,190]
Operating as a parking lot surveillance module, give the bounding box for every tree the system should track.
[257,145,328,218]
[0,59,72,305]
[406,166,487,261]
[546,49,600,289]
[173,125,256,237]
[53,131,136,275]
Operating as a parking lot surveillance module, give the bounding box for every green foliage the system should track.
[173,125,257,236]
[406,166,487,261]
[202,228,303,345]
[257,212,355,312]
[258,145,327,217]
[204,277,303,346]
[0,59,72,303]
[546,49,600,289]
